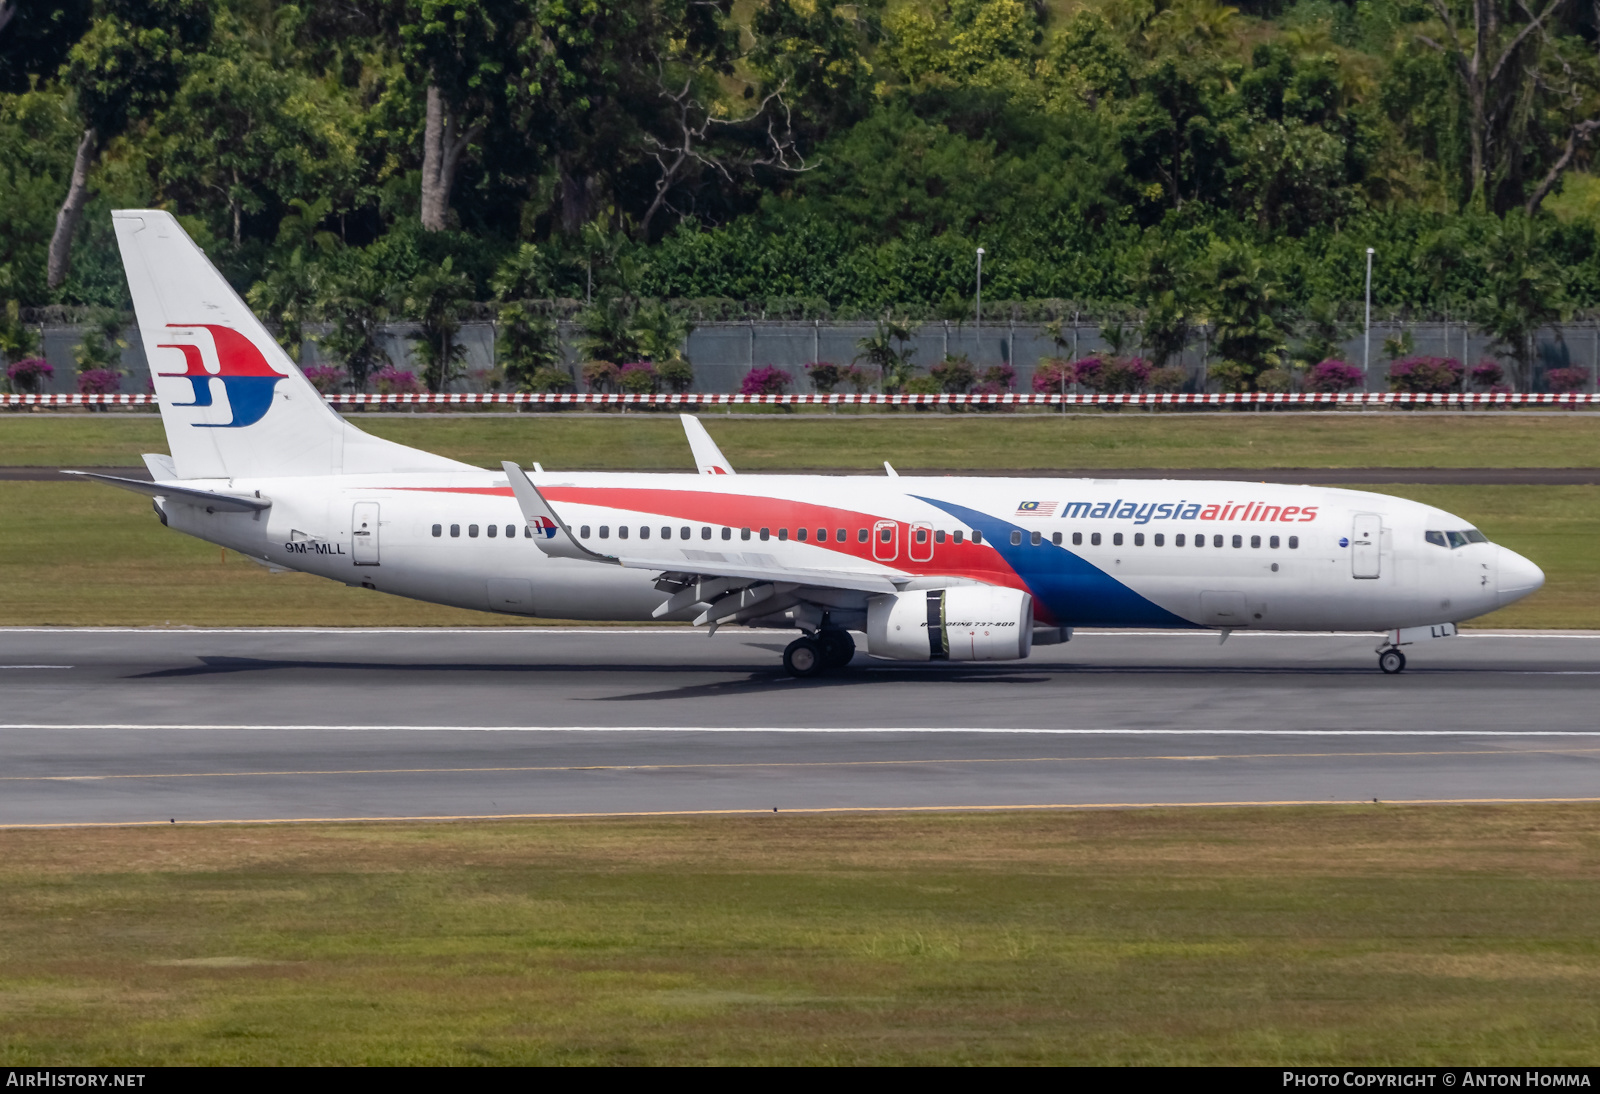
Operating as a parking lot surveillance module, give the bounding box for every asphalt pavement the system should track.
[1,627,1596,827]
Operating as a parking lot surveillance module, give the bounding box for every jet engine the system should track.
[867,586,1034,661]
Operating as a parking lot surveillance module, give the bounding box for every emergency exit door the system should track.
[353,502,380,566]
[1351,513,1381,579]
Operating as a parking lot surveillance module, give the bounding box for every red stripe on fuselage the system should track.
[383,484,1025,591]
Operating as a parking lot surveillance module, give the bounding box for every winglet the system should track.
[680,414,735,475]
[501,461,617,563]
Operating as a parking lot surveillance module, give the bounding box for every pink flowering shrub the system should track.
[374,367,422,395]
[617,361,659,395]
[5,357,52,394]
[1074,355,1151,394]
[1470,360,1505,389]
[740,365,793,396]
[1545,367,1589,394]
[302,365,345,394]
[1032,358,1074,393]
[76,368,120,394]
[1302,359,1364,393]
[1387,356,1463,394]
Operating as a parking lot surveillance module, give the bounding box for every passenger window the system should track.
[1091,532,1102,546]
[778,528,788,541]
[661,526,671,540]
[1011,530,1023,546]
[1250,535,1260,548]
[721,527,731,540]
[917,528,929,544]
[580,525,590,538]
[469,524,479,538]
[451,524,460,537]
[1175,534,1185,547]
[819,528,830,542]
[619,526,629,540]
[487,524,497,538]
[1052,532,1062,545]
[1231,535,1242,548]
[797,528,807,542]
[1134,532,1144,546]
[522,526,530,538]
[508,525,517,538]
[599,526,610,539]
[742,528,752,541]
[972,530,983,544]
[431,524,441,537]
[640,526,649,540]
[857,528,868,543]
[681,526,691,540]
[760,528,770,541]
[1269,535,1280,549]
[1072,532,1082,546]
[1029,530,1041,546]
[937,530,947,544]
[1196,535,1204,548]
[837,528,846,542]
[702,527,712,539]
[953,530,964,544]
[1213,535,1224,548]
[1154,533,1164,546]
[1288,536,1299,549]
[1447,531,1470,549]
[879,527,892,543]
[1113,532,1124,546]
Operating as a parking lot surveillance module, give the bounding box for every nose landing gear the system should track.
[1378,648,1407,674]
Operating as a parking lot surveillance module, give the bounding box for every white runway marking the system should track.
[4,724,1600,736]
[0,665,73,669]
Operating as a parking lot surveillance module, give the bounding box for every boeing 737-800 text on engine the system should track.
[71,210,1546,676]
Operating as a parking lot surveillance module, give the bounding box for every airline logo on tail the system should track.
[530,516,559,539]
[155,324,284,428]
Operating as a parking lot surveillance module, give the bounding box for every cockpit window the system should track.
[1429,529,1487,548]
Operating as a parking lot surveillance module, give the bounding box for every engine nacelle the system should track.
[867,586,1034,661]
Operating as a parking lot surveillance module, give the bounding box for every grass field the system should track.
[1,481,1592,627]
[2,806,1598,1065]
[7,412,1600,470]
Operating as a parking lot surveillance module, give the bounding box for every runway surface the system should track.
[1,628,1598,827]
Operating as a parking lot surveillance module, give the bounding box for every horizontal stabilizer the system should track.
[62,470,271,513]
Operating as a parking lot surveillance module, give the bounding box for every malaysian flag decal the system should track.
[1016,501,1058,516]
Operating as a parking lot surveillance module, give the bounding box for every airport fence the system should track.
[7,391,1600,409]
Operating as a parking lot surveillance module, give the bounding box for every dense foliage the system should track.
[5,0,1600,390]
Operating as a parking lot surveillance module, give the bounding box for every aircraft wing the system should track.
[680,414,735,475]
[502,462,898,627]
[63,470,271,513]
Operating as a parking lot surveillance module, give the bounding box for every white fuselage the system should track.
[154,470,1542,633]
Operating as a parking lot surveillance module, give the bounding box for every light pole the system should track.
[1363,247,1375,383]
[975,247,985,363]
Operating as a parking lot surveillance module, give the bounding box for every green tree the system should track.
[49,0,213,287]
[247,247,324,362]
[1473,213,1568,387]
[1205,240,1286,392]
[575,294,639,364]
[404,255,473,391]
[854,316,916,392]
[319,265,392,393]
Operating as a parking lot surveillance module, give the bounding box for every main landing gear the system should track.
[1378,648,1407,675]
[783,628,856,678]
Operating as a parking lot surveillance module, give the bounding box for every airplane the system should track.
[68,209,1546,677]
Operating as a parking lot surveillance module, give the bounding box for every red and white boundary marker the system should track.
[5,391,1600,408]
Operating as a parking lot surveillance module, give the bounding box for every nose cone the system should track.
[1497,545,1545,606]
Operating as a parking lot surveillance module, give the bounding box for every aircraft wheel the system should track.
[819,629,856,668]
[1378,649,1406,675]
[783,637,823,678]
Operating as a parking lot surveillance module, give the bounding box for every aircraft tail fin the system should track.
[112,210,472,480]
[680,414,735,475]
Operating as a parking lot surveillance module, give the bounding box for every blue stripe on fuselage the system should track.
[915,495,1197,628]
